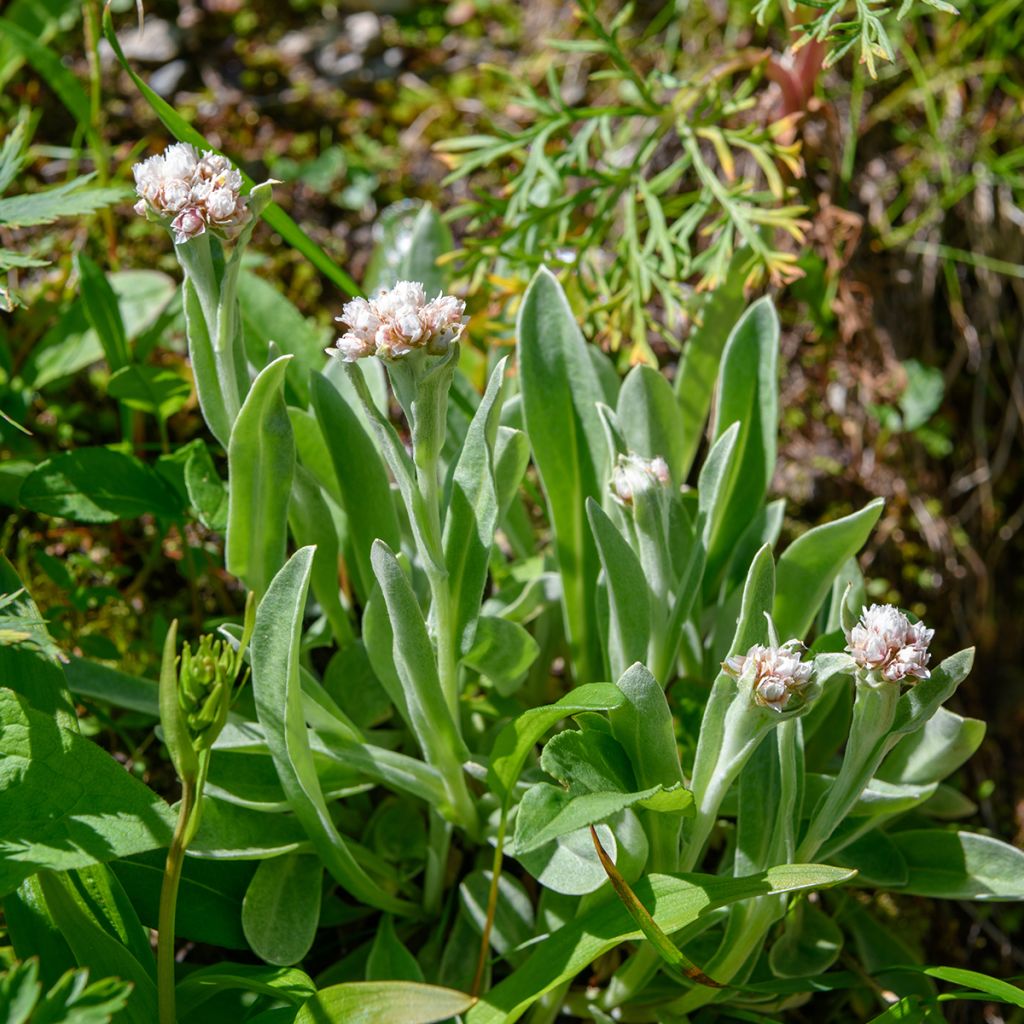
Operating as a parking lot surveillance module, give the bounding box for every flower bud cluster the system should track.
[610,453,671,507]
[133,143,250,245]
[328,281,466,362]
[845,604,933,683]
[178,634,237,750]
[725,639,813,712]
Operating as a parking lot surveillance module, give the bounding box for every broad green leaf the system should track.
[768,899,843,979]
[295,982,475,1024]
[250,547,414,914]
[36,871,158,1024]
[517,267,608,683]
[460,871,534,963]
[310,370,401,603]
[587,499,651,680]
[512,782,667,855]
[0,689,174,896]
[366,916,424,983]
[617,365,687,485]
[892,830,1024,900]
[705,298,779,589]
[75,253,130,371]
[243,854,323,966]
[190,796,309,860]
[63,657,158,717]
[465,864,856,1023]
[488,683,626,805]
[831,829,908,887]
[516,821,623,897]
[107,365,190,420]
[226,355,295,597]
[773,498,884,640]
[0,558,77,726]
[19,447,183,523]
[184,441,229,531]
[878,706,985,786]
[3,875,76,988]
[674,265,746,478]
[365,202,453,296]
[239,269,326,408]
[288,465,352,645]
[461,615,540,696]
[177,964,316,1017]
[369,541,474,830]
[101,7,360,297]
[444,358,507,656]
[540,728,636,795]
[696,422,740,550]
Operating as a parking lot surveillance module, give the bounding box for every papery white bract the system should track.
[845,603,934,683]
[132,142,251,245]
[725,639,813,711]
[328,280,466,362]
[610,453,671,506]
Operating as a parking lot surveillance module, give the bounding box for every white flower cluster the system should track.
[725,640,813,712]
[133,143,250,245]
[845,604,934,683]
[610,453,671,506]
[328,281,466,362]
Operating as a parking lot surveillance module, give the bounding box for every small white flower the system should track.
[132,142,250,243]
[845,604,934,683]
[327,281,466,363]
[724,639,813,712]
[610,453,671,506]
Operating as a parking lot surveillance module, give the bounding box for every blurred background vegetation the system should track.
[1,0,1023,1004]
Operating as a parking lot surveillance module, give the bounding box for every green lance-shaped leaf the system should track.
[100,7,360,298]
[705,298,779,591]
[75,252,130,371]
[461,615,539,696]
[464,863,856,1024]
[617,364,688,486]
[674,261,747,479]
[370,541,477,833]
[487,684,627,808]
[250,547,415,915]
[773,498,884,641]
[296,982,476,1024]
[288,464,353,645]
[158,620,197,783]
[310,369,401,604]
[517,267,608,683]
[242,853,323,967]
[444,357,508,655]
[226,355,295,597]
[183,277,231,447]
[367,914,425,982]
[878,704,985,786]
[610,662,687,870]
[697,422,740,553]
[892,830,1024,900]
[587,499,651,680]
[36,871,158,1024]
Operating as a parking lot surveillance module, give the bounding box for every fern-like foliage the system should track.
[0,959,132,1024]
[437,2,808,360]
[754,0,958,76]
[0,118,129,311]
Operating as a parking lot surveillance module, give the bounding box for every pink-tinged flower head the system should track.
[327,281,466,363]
[725,639,814,712]
[132,142,251,245]
[845,604,934,683]
[610,453,671,506]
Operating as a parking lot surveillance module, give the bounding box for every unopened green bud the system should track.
[178,634,239,751]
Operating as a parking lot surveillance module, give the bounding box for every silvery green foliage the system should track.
[6,201,1020,1024]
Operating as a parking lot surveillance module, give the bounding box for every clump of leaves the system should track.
[0,958,132,1024]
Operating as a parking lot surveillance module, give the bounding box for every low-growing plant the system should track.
[4,119,1024,1021]
[3,4,1024,1023]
